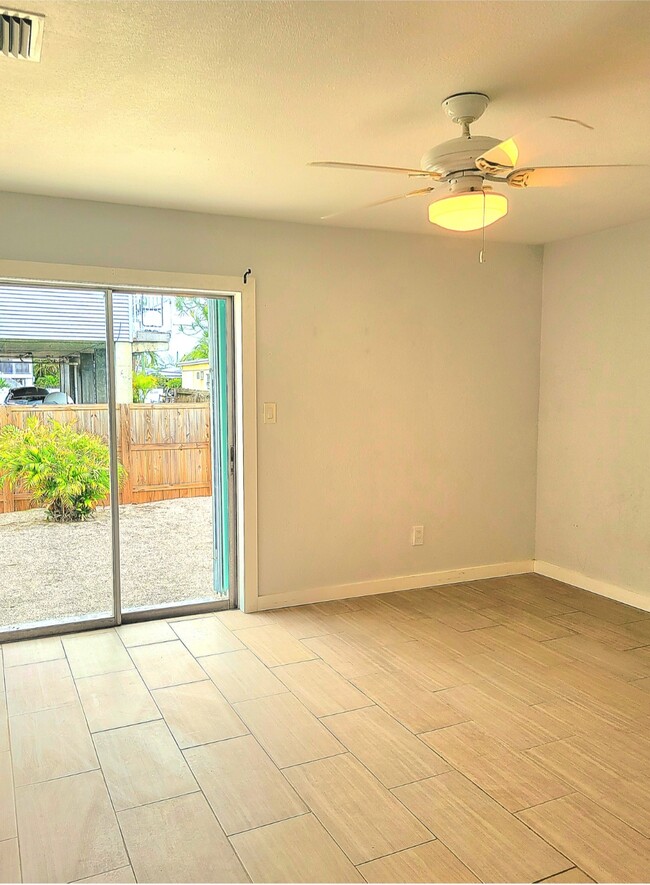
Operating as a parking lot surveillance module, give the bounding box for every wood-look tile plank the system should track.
[0,839,20,884]
[170,616,244,656]
[266,606,339,640]
[478,604,574,641]
[16,770,128,883]
[116,620,176,648]
[285,753,432,865]
[301,634,384,679]
[184,734,306,835]
[518,793,650,883]
[527,738,650,836]
[438,682,572,750]
[551,612,640,650]
[332,610,413,647]
[62,631,133,679]
[199,649,286,703]
[215,608,277,631]
[540,868,595,883]
[11,702,98,786]
[461,652,559,705]
[2,636,64,668]
[74,866,136,883]
[420,720,505,767]
[394,771,569,882]
[449,744,572,812]
[323,705,450,787]
[352,669,468,733]
[93,720,198,811]
[358,840,479,883]
[378,641,470,690]
[233,692,344,768]
[397,619,485,657]
[153,679,248,748]
[543,661,650,721]
[231,813,363,883]
[234,625,317,667]
[129,640,206,689]
[5,657,76,717]
[0,753,16,842]
[118,791,248,883]
[0,694,7,754]
[274,659,372,717]
[76,669,160,733]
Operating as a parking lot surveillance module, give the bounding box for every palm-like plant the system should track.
[0,418,125,521]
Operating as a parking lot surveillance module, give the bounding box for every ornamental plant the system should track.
[0,417,124,522]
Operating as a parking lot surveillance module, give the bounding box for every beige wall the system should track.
[537,218,650,605]
[0,192,543,600]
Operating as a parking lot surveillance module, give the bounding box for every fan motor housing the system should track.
[421,135,502,178]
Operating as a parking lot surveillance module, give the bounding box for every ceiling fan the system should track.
[311,92,644,232]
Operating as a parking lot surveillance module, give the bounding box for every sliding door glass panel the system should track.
[114,292,231,614]
[0,285,114,631]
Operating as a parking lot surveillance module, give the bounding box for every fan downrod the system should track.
[442,92,490,135]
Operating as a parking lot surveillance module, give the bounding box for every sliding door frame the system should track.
[0,262,258,643]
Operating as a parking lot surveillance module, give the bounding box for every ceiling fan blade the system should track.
[507,164,649,188]
[310,161,441,179]
[321,187,436,220]
[476,116,595,173]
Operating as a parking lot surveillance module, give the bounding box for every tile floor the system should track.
[1,573,650,883]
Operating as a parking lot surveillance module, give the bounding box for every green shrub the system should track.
[163,378,182,390]
[34,373,59,388]
[0,418,125,522]
[132,372,159,403]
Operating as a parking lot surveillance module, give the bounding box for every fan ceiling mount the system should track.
[311,92,646,231]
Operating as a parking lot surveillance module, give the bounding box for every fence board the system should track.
[0,402,212,512]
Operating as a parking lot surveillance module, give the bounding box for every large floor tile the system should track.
[118,792,247,883]
[184,734,305,835]
[234,692,344,768]
[274,659,372,717]
[0,694,7,754]
[171,616,244,656]
[234,625,317,667]
[11,702,98,786]
[129,640,206,689]
[74,867,136,883]
[5,658,77,717]
[358,840,479,883]
[285,753,432,865]
[394,771,569,882]
[0,839,20,884]
[323,705,450,787]
[419,720,505,767]
[231,813,363,883]
[76,669,161,733]
[351,669,467,733]
[153,680,248,748]
[301,634,383,679]
[16,770,128,883]
[199,650,286,703]
[2,636,64,668]
[116,620,176,648]
[0,753,16,841]
[518,792,650,883]
[63,631,133,679]
[93,720,198,811]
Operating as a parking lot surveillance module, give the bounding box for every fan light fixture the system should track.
[428,190,508,231]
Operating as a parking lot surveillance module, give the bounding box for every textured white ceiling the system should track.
[2,0,650,244]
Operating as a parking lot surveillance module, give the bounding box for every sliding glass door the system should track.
[0,282,236,639]
[113,292,234,617]
[0,285,116,633]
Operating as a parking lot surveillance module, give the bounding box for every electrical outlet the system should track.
[411,525,424,546]
[263,402,277,424]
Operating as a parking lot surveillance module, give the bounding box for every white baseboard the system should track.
[534,560,650,614]
[255,560,534,611]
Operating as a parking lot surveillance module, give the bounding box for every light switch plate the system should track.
[263,402,277,424]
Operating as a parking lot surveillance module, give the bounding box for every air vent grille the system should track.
[0,8,44,61]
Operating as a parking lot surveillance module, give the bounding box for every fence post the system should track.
[119,404,133,504]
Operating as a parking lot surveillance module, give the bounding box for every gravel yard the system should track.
[0,497,220,627]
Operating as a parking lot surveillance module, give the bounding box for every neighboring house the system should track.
[0,287,171,404]
[181,358,210,391]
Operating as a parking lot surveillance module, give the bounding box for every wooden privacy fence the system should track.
[0,403,212,513]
